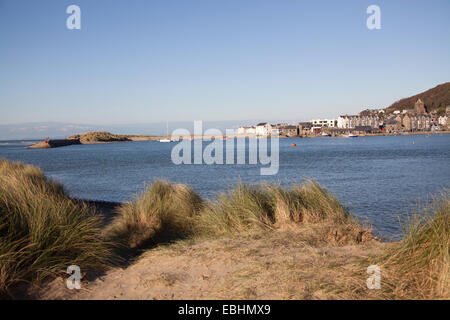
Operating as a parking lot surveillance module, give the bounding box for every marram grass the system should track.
[378,191,449,299]
[108,179,372,249]
[0,159,111,296]
[198,180,371,243]
[106,180,203,249]
[2,158,447,300]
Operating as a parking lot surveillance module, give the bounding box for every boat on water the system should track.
[159,121,174,142]
[347,133,358,138]
[321,132,331,137]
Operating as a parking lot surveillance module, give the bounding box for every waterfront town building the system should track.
[384,112,434,132]
[275,124,298,137]
[298,122,312,136]
[240,123,298,136]
[402,114,412,131]
[237,126,256,135]
[394,115,403,126]
[385,119,402,133]
[414,99,426,114]
[402,114,432,131]
[310,119,337,128]
[255,123,273,136]
[337,115,381,129]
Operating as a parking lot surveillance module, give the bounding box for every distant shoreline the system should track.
[24,130,450,149]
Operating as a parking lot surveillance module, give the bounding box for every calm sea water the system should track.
[1,135,449,239]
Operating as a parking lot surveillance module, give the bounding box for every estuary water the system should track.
[1,134,449,239]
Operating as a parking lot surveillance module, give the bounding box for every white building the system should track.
[310,119,337,128]
[337,116,349,128]
[255,123,272,136]
[237,126,256,135]
[438,115,448,126]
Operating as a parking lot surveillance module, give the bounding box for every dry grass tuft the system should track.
[106,180,203,249]
[107,179,371,251]
[0,159,111,296]
[199,184,276,235]
[199,180,372,245]
[378,191,449,299]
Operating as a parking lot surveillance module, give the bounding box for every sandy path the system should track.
[37,229,390,300]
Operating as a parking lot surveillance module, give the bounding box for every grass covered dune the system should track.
[0,159,110,298]
[0,158,448,299]
[107,180,372,249]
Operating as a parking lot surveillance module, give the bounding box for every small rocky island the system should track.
[26,131,158,149]
[67,132,131,143]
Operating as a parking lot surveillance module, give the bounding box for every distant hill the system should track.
[386,82,450,114]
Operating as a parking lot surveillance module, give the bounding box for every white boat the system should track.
[347,133,358,138]
[159,121,173,142]
[321,132,331,137]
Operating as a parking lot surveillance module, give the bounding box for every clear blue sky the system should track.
[1,0,449,125]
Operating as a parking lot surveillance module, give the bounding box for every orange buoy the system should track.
[291,143,296,147]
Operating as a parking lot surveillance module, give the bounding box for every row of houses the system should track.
[238,115,448,137]
[337,113,448,132]
[337,115,382,129]
[237,102,449,136]
[384,115,432,133]
[238,121,348,137]
[386,113,449,132]
[336,100,449,132]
